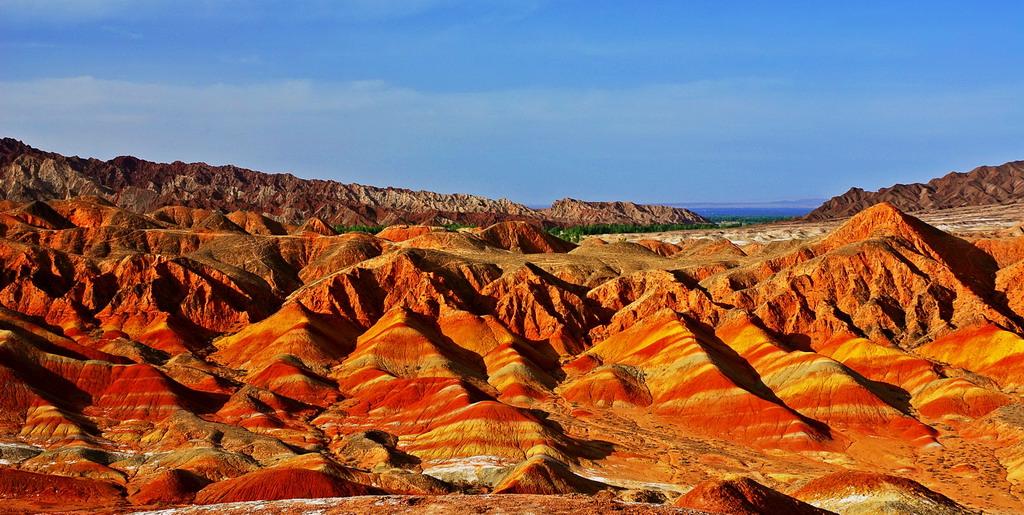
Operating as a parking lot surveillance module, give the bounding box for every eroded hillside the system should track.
[0,198,1021,513]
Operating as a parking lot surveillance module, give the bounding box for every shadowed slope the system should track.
[0,196,1021,513]
[572,311,831,450]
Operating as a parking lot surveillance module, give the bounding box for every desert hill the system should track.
[0,138,708,228]
[806,159,1024,220]
[0,196,1021,512]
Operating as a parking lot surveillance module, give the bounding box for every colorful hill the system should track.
[0,197,1020,512]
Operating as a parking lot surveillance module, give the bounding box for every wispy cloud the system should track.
[2,76,1023,203]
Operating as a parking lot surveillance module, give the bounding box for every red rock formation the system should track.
[213,302,360,373]
[246,357,342,407]
[298,232,391,283]
[572,312,831,451]
[377,225,437,242]
[0,196,1020,513]
[791,471,973,514]
[226,211,290,235]
[0,468,124,508]
[704,202,1012,348]
[492,455,611,495]
[560,364,652,409]
[917,324,1024,390]
[127,468,208,505]
[48,197,161,229]
[715,317,937,447]
[634,238,681,257]
[476,221,577,254]
[481,264,599,356]
[194,467,376,504]
[674,477,830,515]
[150,205,214,227]
[399,230,498,252]
[294,216,338,236]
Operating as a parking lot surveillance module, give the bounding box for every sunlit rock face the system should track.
[0,197,1021,513]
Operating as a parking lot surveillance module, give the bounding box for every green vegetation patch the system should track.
[332,224,386,234]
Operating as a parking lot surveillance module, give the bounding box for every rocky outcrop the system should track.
[806,160,1024,220]
[674,477,831,515]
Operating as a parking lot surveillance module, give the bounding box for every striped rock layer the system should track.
[0,198,1019,512]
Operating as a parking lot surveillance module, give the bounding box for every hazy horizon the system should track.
[3,1,1023,206]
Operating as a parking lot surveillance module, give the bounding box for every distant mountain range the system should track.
[0,138,708,227]
[806,160,1024,220]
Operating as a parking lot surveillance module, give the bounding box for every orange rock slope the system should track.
[0,198,1021,513]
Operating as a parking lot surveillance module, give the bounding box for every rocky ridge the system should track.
[542,198,713,226]
[0,138,708,228]
[806,160,1024,220]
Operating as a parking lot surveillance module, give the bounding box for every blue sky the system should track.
[2,1,1024,206]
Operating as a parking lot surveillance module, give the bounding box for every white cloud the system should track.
[2,76,1023,203]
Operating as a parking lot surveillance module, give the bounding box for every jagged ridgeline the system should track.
[0,191,1020,512]
[806,159,1024,220]
[0,138,708,228]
